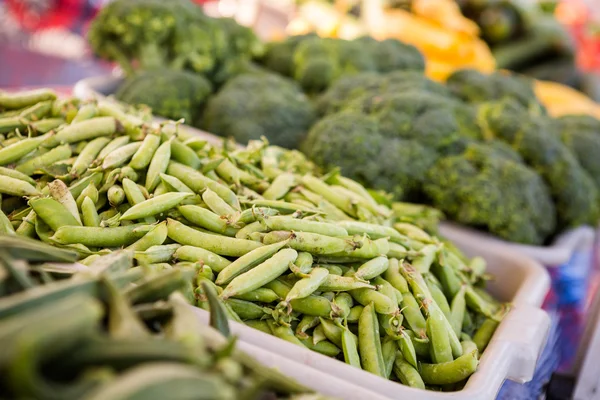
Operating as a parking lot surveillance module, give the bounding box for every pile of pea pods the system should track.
[0,235,326,400]
[0,89,509,392]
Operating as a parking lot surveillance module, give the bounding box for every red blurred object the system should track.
[5,0,86,32]
[556,0,600,72]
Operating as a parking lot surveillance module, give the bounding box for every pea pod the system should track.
[0,88,57,109]
[358,303,386,377]
[220,249,298,299]
[419,349,479,385]
[173,245,231,272]
[129,132,161,170]
[0,132,51,165]
[216,240,289,286]
[121,192,192,221]
[263,173,296,200]
[0,176,40,197]
[354,256,389,280]
[263,216,348,238]
[51,224,148,247]
[263,230,352,255]
[43,116,119,148]
[394,354,425,389]
[29,198,80,231]
[16,144,72,176]
[285,267,329,303]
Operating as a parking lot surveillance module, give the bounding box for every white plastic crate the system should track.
[194,241,551,400]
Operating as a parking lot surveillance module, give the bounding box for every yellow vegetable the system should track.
[535,80,600,119]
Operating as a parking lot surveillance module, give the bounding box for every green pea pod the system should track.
[266,320,305,347]
[319,317,344,347]
[127,221,168,252]
[383,258,409,294]
[235,221,267,240]
[400,292,427,339]
[167,161,240,211]
[160,173,194,193]
[0,209,15,234]
[263,173,296,200]
[168,219,263,257]
[0,175,40,197]
[285,267,329,303]
[220,249,298,299]
[358,303,386,378]
[76,183,99,209]
[404,330,430,358]
[450,286,467,336]
[342,327,362,369]
[51,224,148,247]
[44,116,118,148]
[350,286,397,315]
[202,188,236,217]
[300,338,341,357]
[29,197,80,231]
[30,117,64,133]
[46,179,81,225]
[97,136,130,162]
[216,240,290,286]
[302,174,357,217]
[0,132,51,165]
[16,143,72,176]
[426,276,452,322]
[329,237,390,259]
[419,349,479,385]
[130,132,161,170]
[171,139,201,169]
[71,103,97,123]
[81,196,100,227]
[332,292,353,319]
[394,354,425,389]
[102,142,142,170]
[134,244,180,265]
[313,324,326,344]
[225,298,270,320]
[243,199,320,215]
[472,318,499,354]
[263,230,352,255]
[354,256,389,281]
[427,306,453,364]
[319,275,376,292]
[296,315,320,339]
[347,305,364,323]
[174,245,231,272]
[382,336,397,379]
[121,192,192,221]
[69,172,103,199]
[245,319,272,335]
[145,138,173,192]
[15,210,36,238]
[0,166,36,186]
[0,88,56,109]
[178,204,229,234]
[237,207,279,225]
[398,330,418,369]
[263,216,348,238]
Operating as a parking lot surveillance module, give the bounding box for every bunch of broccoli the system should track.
[258,35,424,93]
[116,69,212,126]
[424,144,556,245]
[302,68,599,244]
[203,71,316,149]
[89,0,263,82]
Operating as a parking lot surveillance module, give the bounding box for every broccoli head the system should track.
[424,144,556,245]
[355,36,425,73]
[478,99,600,229]
[116,69,212,127]
[203,72,316,148]
[447,69,544,114]
[343,90,481,150]
[302,111,438,200]
[316,73,386,115]
[555,114,600,192]
[259,34,318,77]
[88,0,225,75]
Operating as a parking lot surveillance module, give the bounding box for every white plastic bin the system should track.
[194,241,551,400]
[439,222,596,268]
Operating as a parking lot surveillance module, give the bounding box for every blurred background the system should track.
[0,0,599,92]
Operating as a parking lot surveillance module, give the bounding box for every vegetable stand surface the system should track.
[0,87,551,398]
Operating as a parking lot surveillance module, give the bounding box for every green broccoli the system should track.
[116,69,212,127]
[447,69,544,114]
[88,0,261,87]
[302,111,438,200]
[203,71,316,148]
[88,0,225,76]
[554,114,600,192]
[355,36,425,73]
[342,90,481,150]
[424,144,556,245]
[478,98,600,229]
[258,34,318,77]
